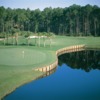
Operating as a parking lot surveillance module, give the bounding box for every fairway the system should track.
[0,48,47,67]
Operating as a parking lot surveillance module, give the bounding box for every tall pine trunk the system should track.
[94,18,97,37]
[76,16,79,36]
[15,33,18,45]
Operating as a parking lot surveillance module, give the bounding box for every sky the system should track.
[0,0,100,10]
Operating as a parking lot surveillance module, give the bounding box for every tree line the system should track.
[0,4,100,37]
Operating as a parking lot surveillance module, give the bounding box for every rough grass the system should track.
[0,36,100,100]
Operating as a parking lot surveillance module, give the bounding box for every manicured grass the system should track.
[0,48,52,67]
[0,36,100,99]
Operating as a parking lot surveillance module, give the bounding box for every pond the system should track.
[4,50,100,100]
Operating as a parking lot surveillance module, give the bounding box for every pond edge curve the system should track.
[34,45,85,72]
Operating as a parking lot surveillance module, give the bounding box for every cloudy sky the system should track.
[0,0,100,10]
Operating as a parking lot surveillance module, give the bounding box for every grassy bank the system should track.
[0,36,100,99]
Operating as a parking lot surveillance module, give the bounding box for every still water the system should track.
[5,50,100,100]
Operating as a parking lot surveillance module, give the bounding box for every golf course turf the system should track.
[0,36,100,99]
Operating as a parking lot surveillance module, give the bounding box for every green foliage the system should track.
[24,31,31,37]
[0,32,6,38]
[0,5,100,36]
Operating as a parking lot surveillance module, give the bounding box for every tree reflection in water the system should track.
[58,50,100,72]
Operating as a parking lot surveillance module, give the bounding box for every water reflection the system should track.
[58,50,100,72]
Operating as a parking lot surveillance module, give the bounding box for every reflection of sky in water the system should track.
[5,63,100,100]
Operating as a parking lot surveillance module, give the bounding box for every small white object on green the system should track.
[22,51,24,58]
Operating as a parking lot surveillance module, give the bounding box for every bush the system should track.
[0,32,6,38]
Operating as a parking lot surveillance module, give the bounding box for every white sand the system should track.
[28,36,47,39]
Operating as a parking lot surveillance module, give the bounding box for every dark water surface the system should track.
[4,50,100,100]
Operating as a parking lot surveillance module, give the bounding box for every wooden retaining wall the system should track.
[34,45,85,72]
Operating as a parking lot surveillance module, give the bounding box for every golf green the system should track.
[0,48,47,67]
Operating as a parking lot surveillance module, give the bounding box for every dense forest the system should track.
[0,4,100,37]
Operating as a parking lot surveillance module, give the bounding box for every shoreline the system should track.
[1,44,99,100]
[34,45,85,72]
